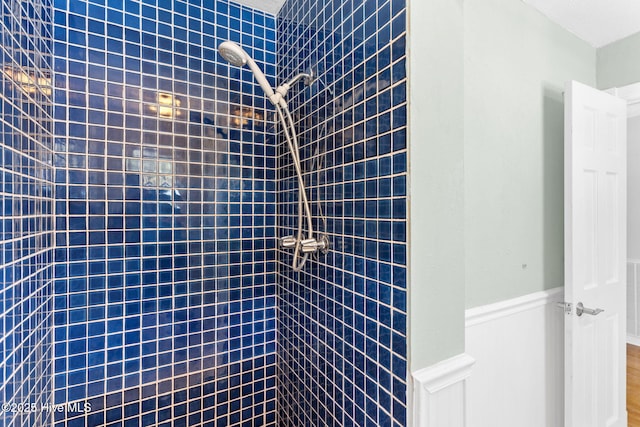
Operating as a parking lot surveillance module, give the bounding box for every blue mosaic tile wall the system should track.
[276,0,408,425]
[0,0,55,426]
[51,0,278,425]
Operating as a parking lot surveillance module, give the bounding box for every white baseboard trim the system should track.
[412,353,475,427]
[465,287,564,427]
[628,334,640,347]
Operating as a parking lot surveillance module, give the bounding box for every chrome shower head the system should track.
[217,40,279,105]
[218,41,247,67]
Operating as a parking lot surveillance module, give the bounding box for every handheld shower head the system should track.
[217,41,278,105]
[218,41,247,67]
[217,42,326,270]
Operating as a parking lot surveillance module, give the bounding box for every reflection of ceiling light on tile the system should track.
[149,92,181,118]
[4,67,52,96]
[231,106,263,127]
[159,106,174,117]
[232,108,248,127]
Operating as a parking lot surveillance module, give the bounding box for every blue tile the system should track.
[49,1,280,425]
[276,0,407,424]
[0,0,56,420]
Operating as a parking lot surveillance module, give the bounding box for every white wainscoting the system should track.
[412,353,475,427]
[628,260,640,346]
[465,288,565,427]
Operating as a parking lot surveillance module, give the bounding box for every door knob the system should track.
[576,302,604,317]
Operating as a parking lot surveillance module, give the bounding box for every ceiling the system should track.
[234,0,640,47]
[523,0,640,47]
[232,0,285,15]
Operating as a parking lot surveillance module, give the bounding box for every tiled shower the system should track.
[0,0,407,425]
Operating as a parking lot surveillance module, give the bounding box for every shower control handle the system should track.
[280,236,297,249]
[300,238,318,253]
[300,235,330,254]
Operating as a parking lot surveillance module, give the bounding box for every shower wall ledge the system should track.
[233,0,285,14]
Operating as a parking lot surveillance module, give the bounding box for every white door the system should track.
[565,80,627,427]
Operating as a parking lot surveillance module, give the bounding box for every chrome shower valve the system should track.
[280,235,330,255]
[300,235,330,254]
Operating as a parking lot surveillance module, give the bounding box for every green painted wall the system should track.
[597,31,640,89]
[408,0,465,371]
[464,0,596,308]
[407,0,604,375]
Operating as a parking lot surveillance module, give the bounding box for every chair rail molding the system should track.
[412,353,475,427]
